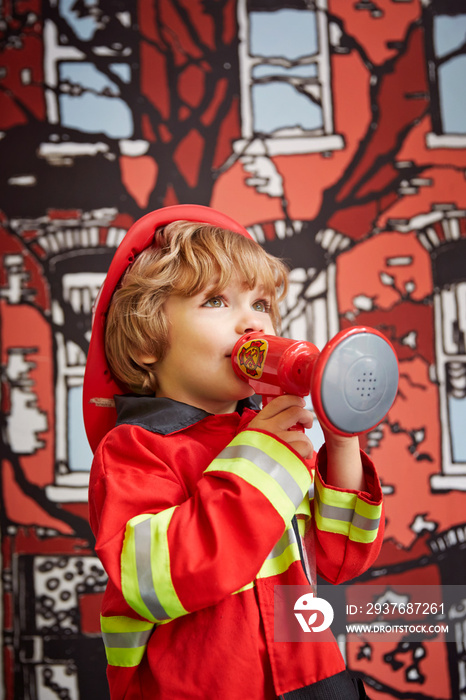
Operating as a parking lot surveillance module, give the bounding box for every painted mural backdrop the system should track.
[1,1,465,698]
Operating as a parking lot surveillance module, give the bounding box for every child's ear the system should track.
[138,353,157,365]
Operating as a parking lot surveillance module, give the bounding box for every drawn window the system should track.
[59,0,106,42]
[446,361,466,463]
[424,0,466,145]
[49,269,107,502]
[44,1,135,138]
[438,281,466,470]
[432,275,466,489]
[58,61,133,138]
[237,0,341,152]
[67,383,93,473]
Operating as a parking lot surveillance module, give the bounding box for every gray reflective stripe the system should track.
[134,518,170,621]
[267,525,298,560]
[102,628,153,649]
[220,444,304,508]
[352,512,380,531]
[317,499,354,524]
[316,492,380,531]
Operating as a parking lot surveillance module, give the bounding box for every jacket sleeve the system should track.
[308,445,384,585]
[89,425,313,624]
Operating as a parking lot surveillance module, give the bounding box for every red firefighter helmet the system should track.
[83,205,252,453]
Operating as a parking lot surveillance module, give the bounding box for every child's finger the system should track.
[279,431,314,459]
[273,406,313,431]
[258,394,306,418]
[292,407,314,430]
[249,398,314,435]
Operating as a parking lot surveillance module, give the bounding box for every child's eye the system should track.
[252,299,271,313]
[203,296,225,308]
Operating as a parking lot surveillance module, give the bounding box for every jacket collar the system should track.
[114,395,259,435]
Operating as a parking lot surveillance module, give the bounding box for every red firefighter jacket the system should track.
[88,396,384,699]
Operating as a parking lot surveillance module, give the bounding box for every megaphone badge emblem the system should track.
[237,338,268,378]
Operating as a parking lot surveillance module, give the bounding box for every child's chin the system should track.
[239,385,256,400]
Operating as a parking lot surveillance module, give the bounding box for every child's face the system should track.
[147,275,276,414]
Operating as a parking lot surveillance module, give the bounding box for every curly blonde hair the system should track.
[105,221,289,394]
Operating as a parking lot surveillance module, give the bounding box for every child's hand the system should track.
[248,395,314,460]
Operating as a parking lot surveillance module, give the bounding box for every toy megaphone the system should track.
[232,327,399,437]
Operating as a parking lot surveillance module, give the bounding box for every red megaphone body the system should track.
[232,327,399,437]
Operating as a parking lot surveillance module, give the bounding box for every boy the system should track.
[84,205,383,699]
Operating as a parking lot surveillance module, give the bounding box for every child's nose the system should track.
[236,310,264,335]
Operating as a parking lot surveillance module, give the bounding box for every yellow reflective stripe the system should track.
[354,497,383,522]
[101,616,154,668]
[315,477,357,509]
[296,494,311,518]
[205,431,311,524]
[256,523,301,577]
[314,483,381,544]
[314,498,350,537]
[296,517,306,537]
[236,431,311,492]
[237,522,305,582]
[258,541,301,578]
[267,524,297,559]
[233,580,255,594]
[121,514,153,620]
[105,646,147,668]
[101,615,154,634]
[315,478,382,520]
[315,477,382,523]
[121,508,188,623]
